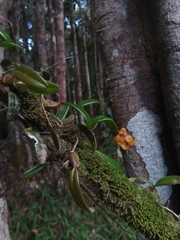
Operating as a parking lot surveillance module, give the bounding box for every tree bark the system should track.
[35,0,48,68]
[69,0,83,123]
[154,0,180,169]
[0,191,11,240]
[54,0,66,102]
[91,0,180,207]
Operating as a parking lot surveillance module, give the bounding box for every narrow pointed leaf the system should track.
[61,102,92,129]
[78,124,97,152]
[57,105,70,120]
[6,91,20,120]
[0,28,13,41]
[90,115,118,135]
[49,125,60,150]
[0,41,22,49]
[76,99,101,108]
[155,175,180,186]
[96,150,124,175]
[23,164,45,179]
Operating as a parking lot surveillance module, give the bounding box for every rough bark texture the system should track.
[154,0,180,169]
[0,192,11,240]
[54,0,66,102]
[35,0,48,68]
[91,0,180,206]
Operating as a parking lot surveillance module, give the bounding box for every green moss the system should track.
[78,148,180,240]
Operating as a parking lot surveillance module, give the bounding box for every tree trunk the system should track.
[0,191,11,240]
[54,0,66,102]
[77,0,93,116]
[91,0,180,208]
[69,0,83,123]
[154,0,180,168]
[35,0,48,68]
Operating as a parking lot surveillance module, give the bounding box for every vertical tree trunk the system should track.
[69,0,83,123]
[91,0,176,205]
[35,0,48,68]
[54,0,66,102]
[154,0,180,169]
[47,0,57,80]
[77,0,93,116]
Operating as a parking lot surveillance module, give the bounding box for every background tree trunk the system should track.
[54,0,66,102]
[35,0,48,68]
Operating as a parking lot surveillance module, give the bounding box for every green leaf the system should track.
[11,70,47,89]
[78,124,97,152]
[0,41,22,49]
[0,28,13,41]
[24,127,48,164]
[6,91,20,120]
[0,28,22,51]
[135,176,154,187]
[15,64,48,87]
[23,164,45,179]
[61,102,92,129]
[90,115,118,134]
[155,175,180,186]
[57,105,70,120]
[96,150,124,175]
[28,81,60,94]
[76,99,101,108]
[49,125,60,150]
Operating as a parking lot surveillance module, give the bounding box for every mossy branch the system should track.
[0,84,180,240]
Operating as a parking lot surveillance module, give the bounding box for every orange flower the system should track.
[114,127,137,151]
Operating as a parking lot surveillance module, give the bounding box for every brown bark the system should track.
[47,0,57,79]
[54,0,66,103]
[69,0,83,123]
[77,0,93,116]
[35,0,48,68]
[91,0,179,207]
[154,0,180,169]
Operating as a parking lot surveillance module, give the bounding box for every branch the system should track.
[0,83,180,240]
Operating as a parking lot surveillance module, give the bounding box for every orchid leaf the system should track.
[61,102,92,129]
[78,124,97,152]
[96,150,124,175]
[6,91,20,120]
[90,115,118,135]
[57,105,70,120]
[28,81,60,94]
[23,164,45,179]
[76,99,101,108]
[155,175,180,186]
